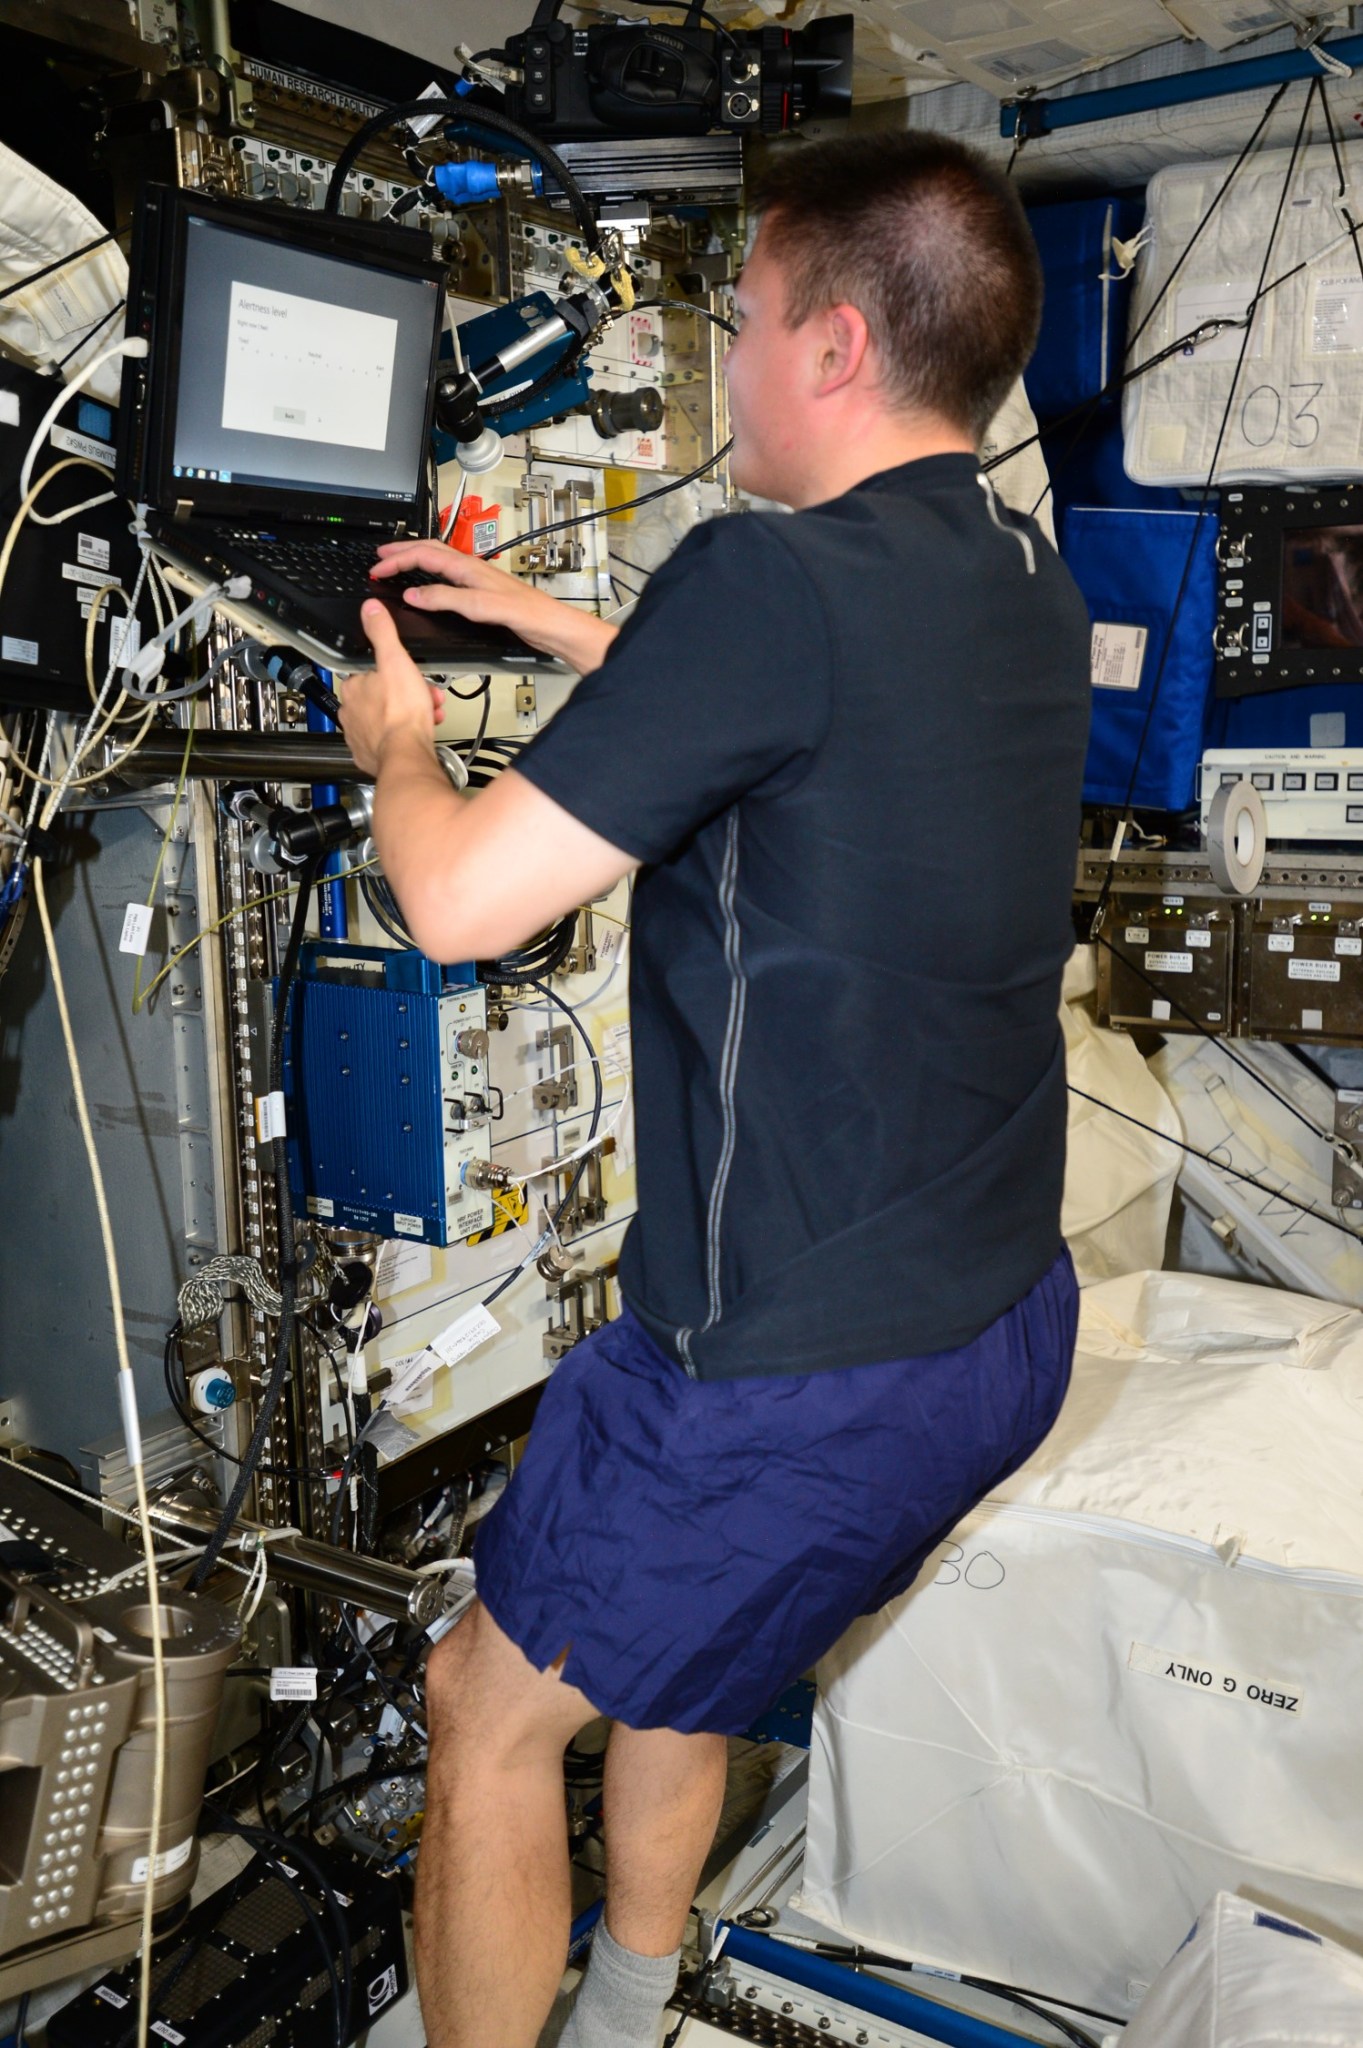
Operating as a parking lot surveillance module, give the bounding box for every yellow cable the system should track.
[0,455,112,617]
[132,722,195,1014]
[133,856,378,1015]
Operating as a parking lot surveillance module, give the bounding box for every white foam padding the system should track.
[1123,141,1363,486]
[798,1270,1363,2017]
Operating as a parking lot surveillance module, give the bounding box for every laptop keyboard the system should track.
[217,532,441,599]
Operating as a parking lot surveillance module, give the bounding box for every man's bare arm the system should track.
[337,599,637,962]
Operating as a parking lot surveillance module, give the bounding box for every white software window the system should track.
[222,281,398,452]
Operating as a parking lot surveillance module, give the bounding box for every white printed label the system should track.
[151,2023,186,2045]
[1129,1641,1303,1717]
[1312,273,1363,355]
[94,1985,130,2009]
[270,1666,319,1702]
[1303,1007,1325,1030]
[62,560,118,590]
[430,1302,500,1367]
[1090,620,1147,691]
[1175,277,1260,361]
[1151,1000,1172,1021]
[254,1090,287,1142]
[119,903,153,957]
[1145,950,1194,973]
[130,1836,194,1884]
[1309,901,1334,913]
[2,635,38,665]
[601,1020,632,1078]
[51,422,115,466]
[223,281,397,453]
[1186,928,1212,949]
[386,1347,435,1414]
[1289,957,1341,982]
[307,1195,335,1218]
[1162,895,1184,906]
[77,531,111,572]
[391,1210,425,1238]
[1124,927,1149,945]
[109,615,140,666]
[0,389,19,428]
[1267,933,1295,953]
[376,1237,433,1295]
[1337,936,1362,956]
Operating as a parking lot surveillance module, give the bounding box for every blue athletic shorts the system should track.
[474,1247,1078,1734]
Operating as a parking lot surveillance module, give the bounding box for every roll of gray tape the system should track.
[1206,778,1266,895]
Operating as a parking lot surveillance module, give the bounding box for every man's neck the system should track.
[787,414,977,510]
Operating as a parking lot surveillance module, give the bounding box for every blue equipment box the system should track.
[282,944,496,1247]
[1065,505,1220,813]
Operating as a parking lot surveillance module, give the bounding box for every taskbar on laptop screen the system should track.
[169,463,408,503]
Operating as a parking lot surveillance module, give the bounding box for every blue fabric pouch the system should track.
[1207,683,1363,751]
[1064,504,1219,812]
[1026,196,1144,422]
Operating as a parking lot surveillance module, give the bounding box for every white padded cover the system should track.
[0,141,127,403]
[1123,141,1363,485]
[799,1271,1363,2016]
[1118,1891,1363,2048]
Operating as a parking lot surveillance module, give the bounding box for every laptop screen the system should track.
[170,214,441,506]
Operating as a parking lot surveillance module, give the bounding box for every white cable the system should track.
[17,336,148,518]
[521,1081,632,1185]
[32,854,166,2048]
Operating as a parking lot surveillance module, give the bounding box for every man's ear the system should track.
[813,302,872,395]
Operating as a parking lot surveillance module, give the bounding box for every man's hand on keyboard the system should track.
[335,601,447,778]
[370,539,619,677]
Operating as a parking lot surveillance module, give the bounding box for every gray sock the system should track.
[558,1920,681,2048]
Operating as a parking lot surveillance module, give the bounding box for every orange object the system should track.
[445,496,502,556]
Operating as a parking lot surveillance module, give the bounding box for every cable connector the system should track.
[461,1159,514,1192]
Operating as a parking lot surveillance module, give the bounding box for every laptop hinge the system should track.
[172,499,193,522]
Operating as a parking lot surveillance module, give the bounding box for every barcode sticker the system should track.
[1091,620,1147,691]
[254,1091,287,1142]
[270,1666,319,1703]
[119,903,153,956]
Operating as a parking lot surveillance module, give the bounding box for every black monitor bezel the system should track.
[1216,484,1363,699]
[118,182,445,531]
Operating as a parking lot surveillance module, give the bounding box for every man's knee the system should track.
[424,1601,595,1764]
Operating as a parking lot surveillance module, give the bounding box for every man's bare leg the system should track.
[601,1724,729,1955]
[555,1724,729,2048]
[416,1601,597,2048]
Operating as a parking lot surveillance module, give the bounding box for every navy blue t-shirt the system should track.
[515,454,1092,1380]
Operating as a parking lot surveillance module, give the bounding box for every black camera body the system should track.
[497,5,853,141]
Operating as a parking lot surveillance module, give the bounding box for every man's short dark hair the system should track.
[750,132,1042,442]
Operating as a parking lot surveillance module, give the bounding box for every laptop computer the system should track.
[117,184,552,672]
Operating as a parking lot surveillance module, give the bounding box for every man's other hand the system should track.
[336,599,446,777]
[370,538,620,677]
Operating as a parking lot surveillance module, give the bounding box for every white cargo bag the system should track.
[1062,946,1180,1283]
[0,141,128,403]
[1118,1891,1363,2048]
[798,1271,1363,2018]
[1123,142,1363,486]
